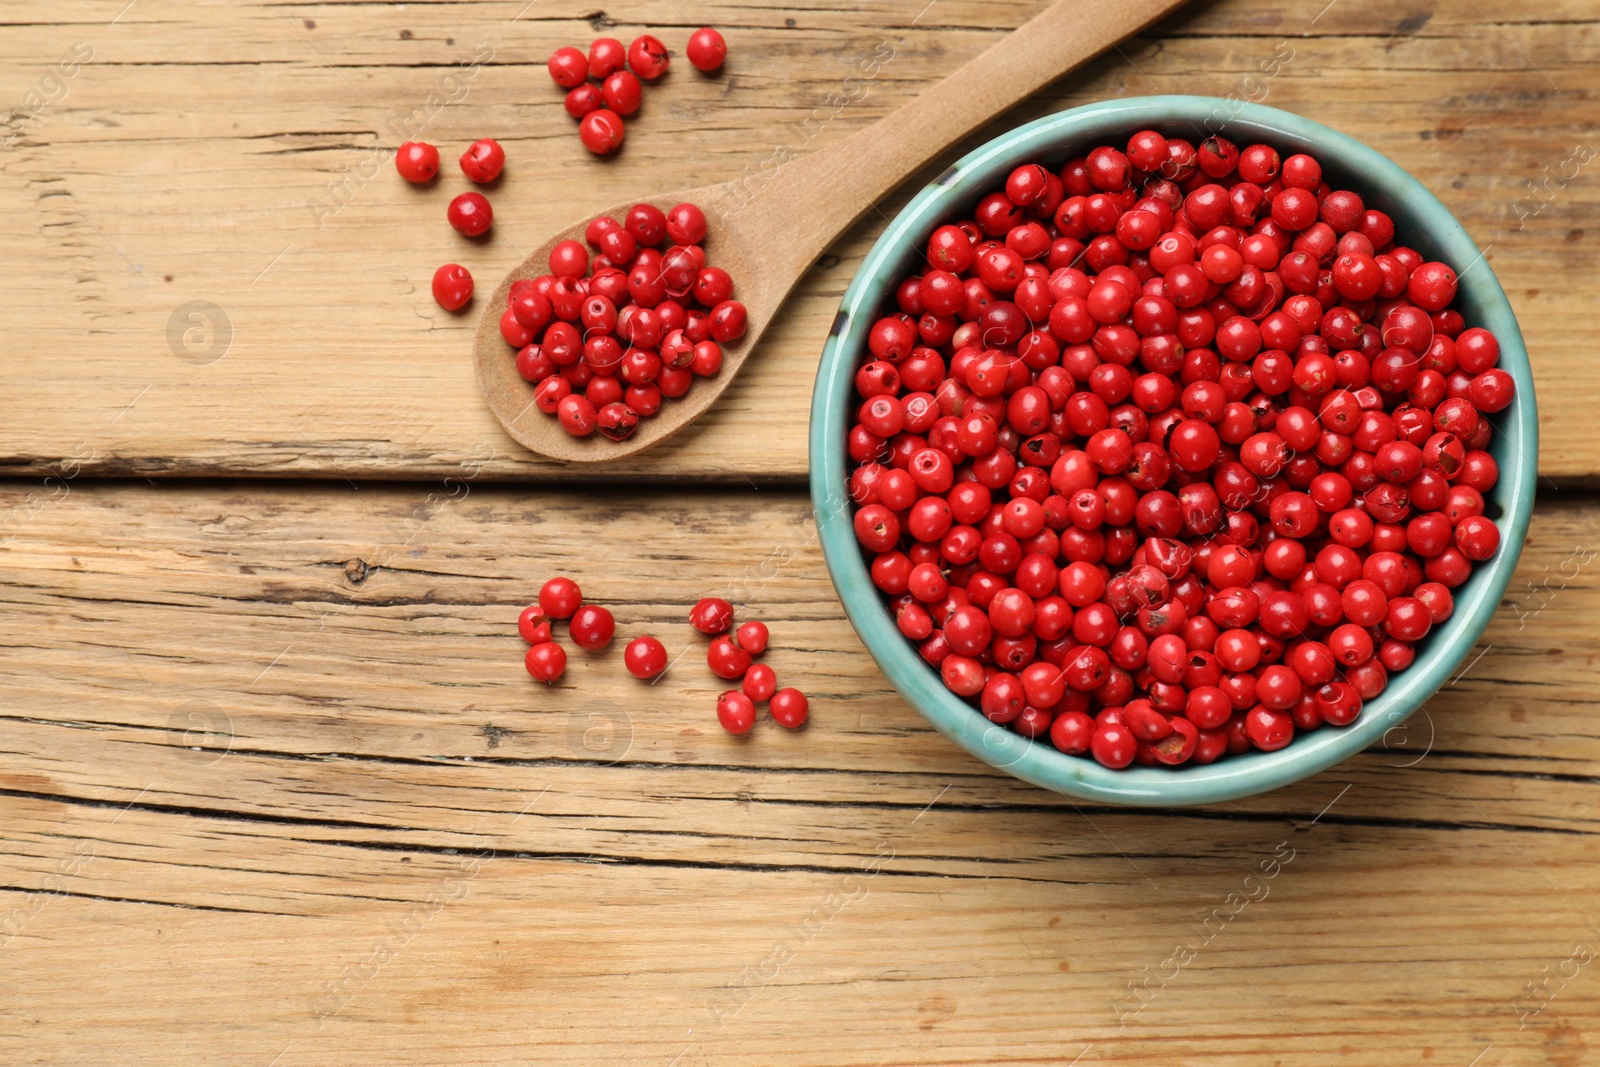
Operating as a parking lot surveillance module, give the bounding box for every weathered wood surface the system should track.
[2,480,1598,1064]
[5,0,1599,1062]
[1,0,1596,483]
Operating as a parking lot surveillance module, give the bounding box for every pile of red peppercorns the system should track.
[518,580,807,736]
[520,576,613,682]
[690,596,808,734]
[497,202,748,441]
[846,131,1512,770]
[548,27,728,155]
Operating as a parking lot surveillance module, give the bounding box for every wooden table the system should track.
[3,1,1596,1063]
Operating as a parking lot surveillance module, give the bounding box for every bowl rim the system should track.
[808,95,1539,806]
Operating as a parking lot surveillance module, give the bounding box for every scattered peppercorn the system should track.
[686,27,727,73]
[395,141,440,183]
[459,138,505,183]
[624,635,669,679]
[431,263,474,311]
[446,192,493,237]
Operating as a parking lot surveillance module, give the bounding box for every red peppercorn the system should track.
[500,310,533,350]
[524,642,567,683]
[597,401,639,441]
[589,37,627,78]
[707,634,752,680]
[547,47,589,88]
[1246,706,1294,750]
[459,138,505,183]
[1050,710,1096,754]
[624,635,669,679]
[539,577,583,619]
[579,109,626,155]
[395,141,440,183]
[627,34,670,80]
[517,604,553,645]
[558,393,599,436]
[691,597,735,634]
[621,203,663,245]
[447,192,493,237]
[569,604,615,650]
[717,691,756,734]
[666,203,708,246]
[1408,262,1458,311]
[532,375,569,409]
[686,27,727,73]
[1468,369,1514,413]
[736,620,769,655]
[1238,143,1280,184]
[601,71,642,116]
[431,264,474,311]
[770,687,809,729]
[743,663,777,702]
[1091,723,1137,768]
[1455,515,1501,560]
[687,340,722,376]
[565,84,603,119]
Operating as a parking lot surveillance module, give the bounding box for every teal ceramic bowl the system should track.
[810,96,1537,806]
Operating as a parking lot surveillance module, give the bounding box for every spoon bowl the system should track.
[474,183,775,462]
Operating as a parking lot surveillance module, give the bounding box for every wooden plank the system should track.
[2,479,1599,1063]
[0,0,1596,483]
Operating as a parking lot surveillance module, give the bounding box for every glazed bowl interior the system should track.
[810,96,1537,806]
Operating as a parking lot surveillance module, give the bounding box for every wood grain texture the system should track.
[3,479,1599,1064]
[1,0,1597,483]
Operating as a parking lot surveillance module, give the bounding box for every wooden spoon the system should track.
[475,0,1187,463]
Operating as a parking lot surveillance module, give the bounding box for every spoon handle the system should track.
[732,0,1189,261]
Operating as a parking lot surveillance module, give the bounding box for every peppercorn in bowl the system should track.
[810,96,1536,806]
